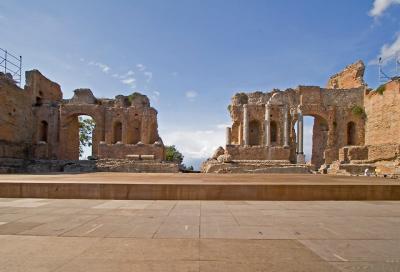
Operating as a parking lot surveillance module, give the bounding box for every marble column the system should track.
[265,103,271,147]
[283,105,289,148]
[243,104,249,146]
[297,106,305,164]
[226,127,232,146]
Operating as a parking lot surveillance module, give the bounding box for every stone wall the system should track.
[365,79,400,145]
[98,143,165,161]
[0,73,33,145]
[225,145,290,161]
[326,60,365,89]
[0,69,166,172]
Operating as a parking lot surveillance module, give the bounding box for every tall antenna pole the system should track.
[396,52,399,77]
[378,57,382,83]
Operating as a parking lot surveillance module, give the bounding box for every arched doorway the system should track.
[294,115,328,169]
[113,121,122,143]
[39,120,48,142]
[249,120,261,146]
[270,121,278,144]
[78,115,95,159]
[347,122,356,145]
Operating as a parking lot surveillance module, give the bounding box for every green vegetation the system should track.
[165,145,194,171]
[165,145,184,164]
[376,84,386,95]
[227,105,231,112]
[78,117,95,157]
[351,105,366,118]
[236,92,248,104]
[128,92,142,103]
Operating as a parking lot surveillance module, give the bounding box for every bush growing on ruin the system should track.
[128,92,142,103]
[376,84,386,95]
[79,117,95,157]
[165,145,184,164]
[351,105,366,118]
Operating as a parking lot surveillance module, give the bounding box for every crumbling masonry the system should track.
[0,70,178,173]
[203,61,400,176]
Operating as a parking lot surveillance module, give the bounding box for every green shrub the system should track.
[351,105,366,118]
[376,84,386,95]
[165,145,183,164]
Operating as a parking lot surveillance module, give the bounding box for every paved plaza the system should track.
[0,197,399,271]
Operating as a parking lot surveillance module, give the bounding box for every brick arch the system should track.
[59,105,105,160]
[291,106,331,169]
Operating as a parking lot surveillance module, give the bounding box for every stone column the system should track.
[226,127,231,146]
[243,104,249,146]
[265,103,271,147]
[297,106,305,164]
[283,105,289,148]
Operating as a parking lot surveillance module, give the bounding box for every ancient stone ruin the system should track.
[203,61,400,177]
[0,70,178,173]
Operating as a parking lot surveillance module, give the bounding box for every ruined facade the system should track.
[0,70,175,173]
[202,61,383,174]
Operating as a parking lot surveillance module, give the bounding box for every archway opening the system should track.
[347,121,356,145]
[249,120,261,146]
[294,115,328,169]
[39,120,48,142]
[78,115,96,160]
[270,121,277,144]
[113,121,122,143]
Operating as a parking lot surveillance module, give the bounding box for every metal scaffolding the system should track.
[0,47,22,86]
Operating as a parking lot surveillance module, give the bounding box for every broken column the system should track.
[243,104,249,146]
[226,127,231,145]
[265,102,271,147]
[283,105,289,148]
[297,106,305,164]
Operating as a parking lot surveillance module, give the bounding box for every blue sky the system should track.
[1,0,400,168]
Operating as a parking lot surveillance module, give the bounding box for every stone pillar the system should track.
[243,104,249,146]
[283,105,289,148]
[226,127,232,145]
[297,106,305,164]
[265,103,271,147]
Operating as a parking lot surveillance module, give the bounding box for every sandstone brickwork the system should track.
[326,60,366,89]
[0,70,170,173]
[203,61,368,173]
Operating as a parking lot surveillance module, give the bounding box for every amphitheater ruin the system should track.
[202,60,400,177]
[1,60,400,177]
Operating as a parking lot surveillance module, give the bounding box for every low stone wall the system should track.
[225,145,290,161]
[0,158,179,174]
[0,141,30,159]
[202,159,311,174]
[98,143,165,161]
[96,159,179,173]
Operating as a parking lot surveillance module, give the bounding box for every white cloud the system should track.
[88,61,110,73]
[149,91,160,103]
[370,33,400,65]
[162,128,225,162]
[185,90,198,101]
[216,123,231,129]
[369,0,400,17]
[144,71,153,82]
[121,77,136,88]
[136,63,146,71]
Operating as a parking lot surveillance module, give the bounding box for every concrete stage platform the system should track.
[0,173,399,200]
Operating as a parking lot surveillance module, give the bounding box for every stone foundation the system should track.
[0,158,179,174]
[201,159,311,174]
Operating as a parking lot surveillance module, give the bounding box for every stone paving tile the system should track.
[19,214,98,236]
[299,240,400,262]
[77,238,199,261]
[154,223,199,239]
[0,199,400,271]
[55,259,199,272]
